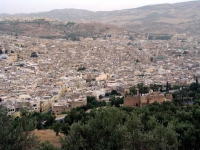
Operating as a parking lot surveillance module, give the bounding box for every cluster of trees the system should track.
[63,33,80,41]
[61,100,200,150]
[105,89,121,96]
[59,82,200,149]
[129,82,173,94]
[30,52,38,58]
[0,106,40,150]
[109,95,124,107]
[49,96,108,137]
[0,49,3,54]
[86,96,106,109]
[2,81,200,149]
[2,99,200,150]
[92,36,97,40]
[148,34,172,40]
[155,35,171,40]
[77,66,86,71]
[65,22,75,27]
[129,36,134,40]
[128,83,149,96]
[40,36,62,39]
[32,111,56,130]
[172,80,200,105]
[127,42,132,46]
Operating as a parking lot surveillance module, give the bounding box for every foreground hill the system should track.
[1,1,199,35]
[34,129,63,147]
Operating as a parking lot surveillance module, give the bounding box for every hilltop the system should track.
[1,1,200,35]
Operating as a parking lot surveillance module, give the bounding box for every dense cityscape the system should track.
[1,1,200,150]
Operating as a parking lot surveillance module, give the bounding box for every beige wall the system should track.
[124,95,140,107]
[72,101,87,108]
[124,92,167,107]
[53,105,71,115]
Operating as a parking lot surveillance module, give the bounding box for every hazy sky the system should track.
[0,0,191,14]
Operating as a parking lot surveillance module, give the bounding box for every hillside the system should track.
[1,1,199,35]
[0,20,124,39]
[34,129,63,147]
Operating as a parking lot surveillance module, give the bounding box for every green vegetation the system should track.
[99,95,103,99]
[127,42,132,46]
[136,59,140,63]
[32,111,56,130]
[85,96,107,109]
[130,86,137,95]
[17,54,20,60]
[155,35,171,40]
[52,122,61,136]
[148,34,172,40]
[128,84,149,96]
[60,87,200,150]
[2,82,200,149]
[63,33,80,41]
[150,57,154,62]
[30,52,38,58]
[129,36,134,40]
[62,105,178,150]
[92,37,97,40]
[40,36,59,39]
[0,107,39,150]
[36,141,60,150]
[173,85,180,90]
[77,66,86,71]
[148,36,153,40]
[110,96,123,107]
[66,22,75,26]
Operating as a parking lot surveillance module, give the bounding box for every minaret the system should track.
[147,33,149,40]
[156,48,159,57]
[119,53,121,66]
[196,48,199,67]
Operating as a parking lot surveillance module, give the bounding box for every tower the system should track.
[156,48,159,57]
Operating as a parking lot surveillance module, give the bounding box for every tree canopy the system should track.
[0,106,39,150]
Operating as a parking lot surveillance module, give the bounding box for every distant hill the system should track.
[0,20,125,39]
[1,1,200,35]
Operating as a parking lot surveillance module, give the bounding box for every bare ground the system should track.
[34,129,64,148]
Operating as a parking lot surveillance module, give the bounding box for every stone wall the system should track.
[147,92,165,104]
[165,93,173,100]
[53,105,71,115]
[124,95,140,107]
[124,92,169,107]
